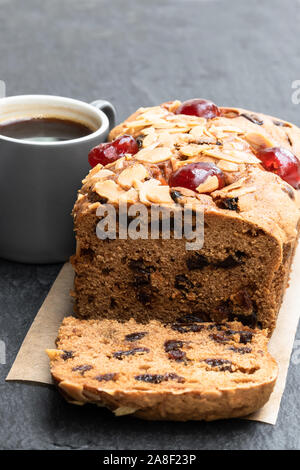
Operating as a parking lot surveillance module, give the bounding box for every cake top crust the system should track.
[74,100,300,246]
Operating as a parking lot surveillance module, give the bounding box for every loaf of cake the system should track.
[71,99,300,334]
[47,316,277,421]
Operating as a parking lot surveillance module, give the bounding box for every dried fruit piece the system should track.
[88,191,108,204]
[164,340,184,351]
[176,313,208,323]
[204,359,232,371]
[61,350,74,361]
[135,374,165,384]
[88,135,138,167]
[175,274,193,291]
[256,147,300,189]
[229,346,252,354]
[240,113,263,125]
[164,373,185,383]
[167,349,187,361]
[210,333,228,344]
[170,189,183,203]
[164,339,187,362]
[169,162,225,193]
[135,373,185,384]
[239,331,253,344]
[171,323,204,333]
[186,253,209,270]
[175,99,220,119]
[113,347,150,360]
[216,197,239,211]
[215,252,246,268]
[125,332,148,342]
[129,258,155,274]
[95,373,118,382]
[72,365,93,375]
[273,119,291,128]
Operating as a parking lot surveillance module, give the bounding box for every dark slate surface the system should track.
[0,0,300,450]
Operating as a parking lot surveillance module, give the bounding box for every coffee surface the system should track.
[0,117,94,142]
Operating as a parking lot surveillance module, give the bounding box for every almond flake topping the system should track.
[91,169,115,180]
[135,147,172,164]
[217,160,240,172]
[180,144,203,157]
[146,185,174,204]
[203,147,260,164]
[196,175,220,193]
[117,164,149,189]
[244,131,276,150]
[94,180,126,203]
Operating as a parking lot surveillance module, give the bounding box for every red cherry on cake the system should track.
[256,147,300,189]
[175,99,220,119]
[88,135,139,167]
[169,162,225,193]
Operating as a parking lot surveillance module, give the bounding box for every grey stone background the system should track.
[0,0,300,450]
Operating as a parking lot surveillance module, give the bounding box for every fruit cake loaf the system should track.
[71,99,300,334]
[47,316,277,421]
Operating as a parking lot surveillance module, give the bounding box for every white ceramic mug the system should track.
[0,94,116,263]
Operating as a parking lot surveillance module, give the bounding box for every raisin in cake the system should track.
[47,316,277,421]
[72,99,300,334]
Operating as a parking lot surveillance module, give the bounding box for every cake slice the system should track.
[47,316,277,421]
[72,100,300,334]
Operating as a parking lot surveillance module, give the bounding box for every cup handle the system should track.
[90,99,116,131]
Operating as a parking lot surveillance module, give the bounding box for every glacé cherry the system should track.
[169,162,225,192]
[175,99,220,119]
[256,146,300,189]
[88,134,139,167]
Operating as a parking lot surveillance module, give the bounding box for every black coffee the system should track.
[0,117,94,142]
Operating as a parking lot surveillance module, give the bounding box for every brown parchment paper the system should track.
[6,247,300,425]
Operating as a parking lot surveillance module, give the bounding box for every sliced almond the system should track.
[146,185,174,204]
[142,132,158,147]
[153,123,191,133]
[196,175,219,193]
[135,178,161,205]
[82,164,103,183]
[125,121,150,131]
[162,100,182,112]
[114,157,126,170]
[173,154,216,169]
[117,164,149,189]
[228,186,256,196]
[180,144,202,157]
[141,126,156,136]
[91,169,115,180]
[135,147,172,163]
[210,124,244,134]
[244,131,276,150]
[203,147,260,164]
[94,180,125,203]
[189,124,205,140]
[46,349,64,360]
[58,381,87,404]
[217,160,239,172]
[118,188,139,204]
[114,406,138,416]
